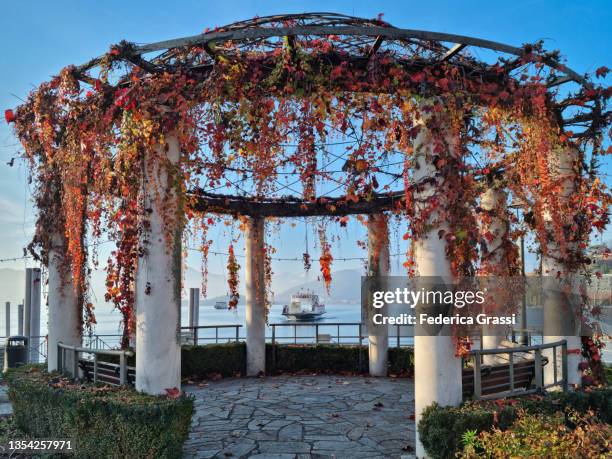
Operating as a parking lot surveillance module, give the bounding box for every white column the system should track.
[245,216,266,376]
[47,235,82,371]
[542,146,582,388]
[367,213,390,376]
[413,101,462,458]
[135,134,182,394]
[480,187,509,364]
[189,288,200,344]
[5,302,10,337]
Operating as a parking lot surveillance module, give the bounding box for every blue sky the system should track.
[0,0,610,277]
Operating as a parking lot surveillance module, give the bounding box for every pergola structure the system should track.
[8,13,610,457]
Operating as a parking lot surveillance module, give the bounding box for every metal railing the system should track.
[464,339,567,399]
[57,342,134,386]
[179,322,414,347]
[180,325,242,344]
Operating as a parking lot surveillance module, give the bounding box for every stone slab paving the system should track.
[0,383,12,416]
[183,375,415,459]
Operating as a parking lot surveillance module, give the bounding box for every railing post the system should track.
[397,324,400,348]
[561,340,568,392]
[72,348,78,379]
[358,323,363,372]
[120,353,126,385]
[271,325,276,371]
[553,344,558,384]
[315,324,319,344]
[474,354,482,400]
[236,325,240,343]
[93,354,98,383]
[215,327,218,344]
[534,348,543,391]
[509,351,515,392]
[57,343,62,374]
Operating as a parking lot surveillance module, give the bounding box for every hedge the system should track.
[6,365,194,459]
[180,343,414,378]
[418,387,612,459]
[182,342,246,377]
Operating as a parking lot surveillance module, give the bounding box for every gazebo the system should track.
[7,13,609,457]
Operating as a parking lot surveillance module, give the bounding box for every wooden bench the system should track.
[462,359,542,399]
[79,358,136,386]
[463,340,550,399]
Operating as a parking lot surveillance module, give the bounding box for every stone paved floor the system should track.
[182,375,415,459]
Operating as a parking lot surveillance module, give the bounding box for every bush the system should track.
[418,388,612,459]
[418,403,516,459]
[179,343,414,378]
[182,342,246,378]
[458,410,612,458]
[6,365,193,459]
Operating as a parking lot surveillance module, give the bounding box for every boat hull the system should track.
[282,311,326,321]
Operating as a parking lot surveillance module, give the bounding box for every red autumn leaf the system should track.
[165,387,181,399]
[595,66,609,78]
[4,109,15,123]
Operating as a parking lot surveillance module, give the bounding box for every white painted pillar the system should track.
[413,101,463,458]
[47,234,82,372]
[135,134,182,394]
[542,146,582,388]
[479,187,509,364]
[245,216,266,376]
[5,302,10,337]
[189,288,200,344]
[367,213,390,376]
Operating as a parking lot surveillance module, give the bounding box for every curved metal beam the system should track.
[75,23,586,86]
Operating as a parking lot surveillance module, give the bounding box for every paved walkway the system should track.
[0,383,11,416]
[183,375,415,459]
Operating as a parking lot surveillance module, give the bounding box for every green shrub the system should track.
[6,365,193,459]
[418,388,612,459]
[266,344,367,373]
[458,410,612,458]
[105,343,414,378]
[418,403,516,459]
[182,342,246,378]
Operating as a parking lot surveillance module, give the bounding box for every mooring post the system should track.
[245,216,266,376]
[24,269,32,359]
[4,302,10,338]
[29,268,41,362]
[17,303,23,336]
[366,213,390,376]
[189,288,200,344]
[135,133,182,395]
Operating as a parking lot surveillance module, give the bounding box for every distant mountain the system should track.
[203,268,363,305]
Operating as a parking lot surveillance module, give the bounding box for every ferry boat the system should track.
[282,290,326,320]
[214,301,228,310]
